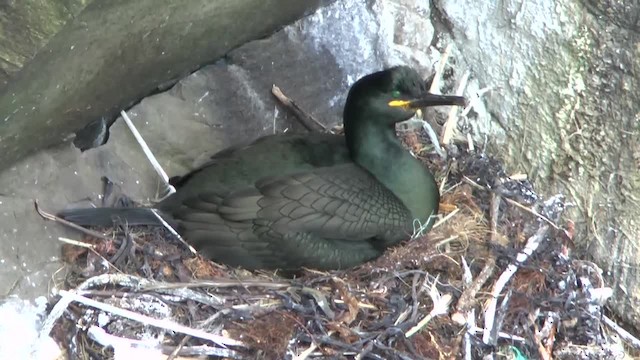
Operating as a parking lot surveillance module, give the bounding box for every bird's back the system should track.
[158,132,349,212]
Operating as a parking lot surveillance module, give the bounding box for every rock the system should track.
[5,0,640,337]
[437,0,640,329]
[0,0,331,170]
[0,1,87,90]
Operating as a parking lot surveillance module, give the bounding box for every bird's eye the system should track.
[391,90,401,98]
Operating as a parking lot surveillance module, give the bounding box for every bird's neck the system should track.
[345,120,438,222]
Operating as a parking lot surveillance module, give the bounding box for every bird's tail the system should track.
[57,207,164,227]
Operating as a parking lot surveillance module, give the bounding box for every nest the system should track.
[37,131,629,359]
[38,60,631,358]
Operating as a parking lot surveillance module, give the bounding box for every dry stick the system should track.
[35,201,113,242]
[143,278,290,290]
[272,84,327,132]
[504,197,561,231]
[57,290,243,347]
[460,86,493,118]
[429,43,452,94]
[466,133,475,152]
[405,277,452,337]
[120,110,176,200]
[453,193,498,358]
[603,315,640,350]
[461,85,492,152]
[459,257,474,360]
[36,274,152,356]
[87,326,241,358]
[39,274,227,341]
[58,236,96,249]
[120,110,195,255]
[467,326,525,342]
[294,330,336,360]
[167,309,233,360]
[44,273,232,355]
[431,208,460,229]
[292,281,357,359]
[441,70,470,146]
[482,225,549,345]
[452,260,495,322]
[419,44,453,158]
[39,205,125,272]
[66,273,288,306]
[56,237,124,278]
[149,209,196,255]
[489,192,501,242]
[462,176,561,231]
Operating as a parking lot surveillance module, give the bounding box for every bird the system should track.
[59,66,466,270]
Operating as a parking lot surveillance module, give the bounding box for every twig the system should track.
[459,257,474,360]
[409,273,430,323]
[272,85,327,132]
[167,309,234,360]
[301,286,335,319]
[294,330,335,360]
[421,118,446,158]
[35,200,114,242]
[453,259,496,320]
[38,274,227,350]
[461,86,493,118]
[149,209,196,255]
[533,312,556,360]
[120,110,176,200]
[59,290,243,347]
[504,198,561,230]
[143,278,290,290]
[418,43,452,158]
[603,315,640,350]
[441,71,470,145]
[405,278,452,337]
[431,208,460,229]
[39,273,226,341]
[469,326,525,342]
[490,192,501,242]
[334,277,360,325]
[58,236,95,249]
[429,44,452,94]
[466,132,474,152]
[87,326,241,358]
[482,225,549,344]
[57,236,124,275]
[461,176,561,230]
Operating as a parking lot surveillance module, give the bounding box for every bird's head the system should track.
[343,66,466,127]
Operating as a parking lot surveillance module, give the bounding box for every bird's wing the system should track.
[170,164,412,269]
[172,192,290,269]
[221,163,413,243]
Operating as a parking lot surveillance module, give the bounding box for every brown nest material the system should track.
[39,134,628,359]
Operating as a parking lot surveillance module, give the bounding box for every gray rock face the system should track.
[2,0,640,334]
[0,0,329,170]
[0,1,87,90]
[439,0,640,329]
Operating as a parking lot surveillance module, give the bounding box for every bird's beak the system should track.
[388,93,466,109]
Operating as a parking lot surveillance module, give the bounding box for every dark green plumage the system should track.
[59,66,466,270]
